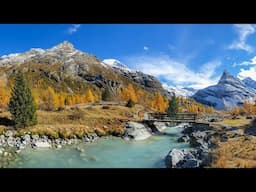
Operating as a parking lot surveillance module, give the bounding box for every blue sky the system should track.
[0,24,256,89]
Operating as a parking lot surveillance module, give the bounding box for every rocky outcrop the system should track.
[165,148,200,168]
[192,71,256,110]
[167,123,216,168]
[124,122,152,140]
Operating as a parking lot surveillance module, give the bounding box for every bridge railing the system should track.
[145,113,197,121]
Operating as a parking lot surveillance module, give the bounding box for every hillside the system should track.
[0,41,167,110]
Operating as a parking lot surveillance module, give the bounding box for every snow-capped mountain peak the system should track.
[0,41,83,67]
[101,59,132,72]
[192,71,256,110]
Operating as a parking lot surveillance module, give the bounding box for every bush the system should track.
[102,87,112,101]
[126,99,135,108]
[95,128,107,136]
[57,107,65,111]
[102,106,110,110]
[68,107,85,120]
[47,132,59,139]
[58,131,68,139]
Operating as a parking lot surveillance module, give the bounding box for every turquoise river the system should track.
[8,125,190,168]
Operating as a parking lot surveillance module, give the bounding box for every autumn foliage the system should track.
[151,92,168,112]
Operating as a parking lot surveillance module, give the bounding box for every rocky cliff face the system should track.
[0,41,165,96]
[192,71,256,110]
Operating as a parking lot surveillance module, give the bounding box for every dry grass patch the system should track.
[219,117,251,127]
[211,136,256,168]
[0,104,140,138]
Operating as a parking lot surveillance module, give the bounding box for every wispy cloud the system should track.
[143,46,149,51]
[68,24,81,34]
[228,24,256,52]
[233,56,256,67]
[125,55,221,89]
[237,66,256,80]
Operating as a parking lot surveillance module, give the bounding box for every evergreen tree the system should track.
[167,93,179,118]
[126,99,135,108]
[102,87,112,101]
[8,73,37,128]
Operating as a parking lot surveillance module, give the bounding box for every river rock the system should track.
[165,148,200,168]
[3,152,8,157]
[7,137,15,147]
[176,159,200,168]
[32,134,39,140]
[23,134,31,142]
[153,122,168,132]
[124,121,152,140]
[177,135,190,143]
[34,141,51,148]
[5,130,14,137]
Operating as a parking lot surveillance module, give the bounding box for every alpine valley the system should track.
[1,40,256,169]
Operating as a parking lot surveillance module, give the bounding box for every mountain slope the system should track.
[192,71,256,110]
[0,41,165,100]
[242,77,256,89]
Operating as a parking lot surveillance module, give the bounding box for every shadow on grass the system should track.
[0,117,15,126]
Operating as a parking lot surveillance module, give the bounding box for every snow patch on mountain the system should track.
[162,83,196,97]
[101,59,132,72]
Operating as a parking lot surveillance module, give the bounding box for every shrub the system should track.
[126,99,135,108]
[102,106,110,110]
[102,87,112,101]
[68,107,85,120]
[95,128,107,137]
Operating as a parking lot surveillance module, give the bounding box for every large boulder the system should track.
[165,148,200,168]
[124,122,152,140]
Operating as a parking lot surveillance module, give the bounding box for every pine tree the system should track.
[8,73,37,128]
[102,87,112,101]
[126,99,135,108]
[167,93,179,118]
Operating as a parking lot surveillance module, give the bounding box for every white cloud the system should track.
[125,55,221,89]
[228,24,256,52]
[68,24,81,34]
[237,66,256,80]
[143,46,149,51]
[233,56,256,67]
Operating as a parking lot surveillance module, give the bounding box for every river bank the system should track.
[6,124,189,168]
[165,123,217,168]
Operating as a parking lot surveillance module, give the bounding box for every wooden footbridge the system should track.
[144,112,197,123]
[143,112,209,132]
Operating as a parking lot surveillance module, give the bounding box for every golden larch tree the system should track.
[85,89,94,103]
[127,84,138,103]
[151,92,166,112]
